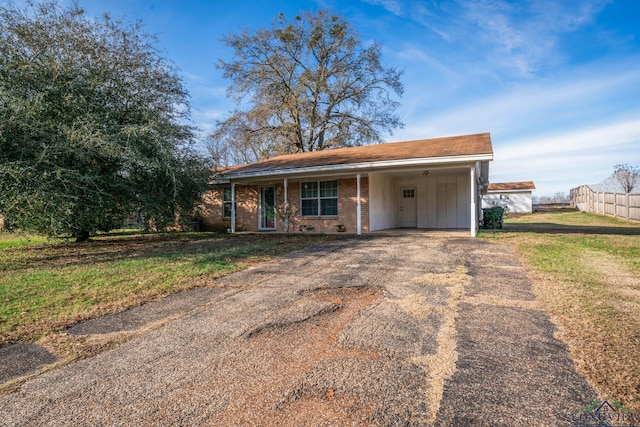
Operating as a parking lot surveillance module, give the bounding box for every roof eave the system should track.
[487,188,535,193]
[220,153,494,181]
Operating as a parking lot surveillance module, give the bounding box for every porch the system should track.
[207,133,494,238]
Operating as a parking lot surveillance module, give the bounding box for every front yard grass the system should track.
[0,232,332,345]
[481,210,640,410]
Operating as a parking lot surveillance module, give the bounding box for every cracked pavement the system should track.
[0,235,596,426]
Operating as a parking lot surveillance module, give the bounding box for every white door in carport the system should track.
[399,187,417,227]
[436,180,468,228]
[424,176,470,229]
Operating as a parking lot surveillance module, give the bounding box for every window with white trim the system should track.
[222,186,235,218]
[301,180,338,216]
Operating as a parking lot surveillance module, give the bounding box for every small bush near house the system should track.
[481,205,508,229]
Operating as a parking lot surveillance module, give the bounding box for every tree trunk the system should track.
[75,229,91,243]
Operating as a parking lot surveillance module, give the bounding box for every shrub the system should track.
[482,205,508,229]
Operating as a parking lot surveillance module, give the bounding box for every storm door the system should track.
[259,186,276,230]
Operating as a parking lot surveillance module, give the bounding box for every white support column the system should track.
[231,182,236,233]
[284,178,288,205]
[283,178,289,233]
[356,173,362,235]
[470,166,477,237]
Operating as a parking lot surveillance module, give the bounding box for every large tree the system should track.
[613,164,640,193]
[0,1,211,241]
[210,9,403,164]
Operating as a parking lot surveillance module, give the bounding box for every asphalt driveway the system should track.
[0,235,596,426]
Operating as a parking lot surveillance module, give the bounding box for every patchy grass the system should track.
[481,211,640,409]
[0,232,333,345]
[0,232,58,250]
[502,210,640,235]
[409,265,469,425]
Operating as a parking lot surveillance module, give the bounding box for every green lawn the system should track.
[0,232,331,344]
[0,233,54,250]
[481,210,640,409]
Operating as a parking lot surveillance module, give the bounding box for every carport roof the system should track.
[217,132,493,180]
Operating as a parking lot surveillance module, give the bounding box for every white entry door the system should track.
[399,187,417,228]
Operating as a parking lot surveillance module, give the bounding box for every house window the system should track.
[403,189,415,198]
[222,186,235,218]
[500,194,510,200]
[301,180,338,216]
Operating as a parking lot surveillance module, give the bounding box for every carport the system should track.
[206,133,493,237]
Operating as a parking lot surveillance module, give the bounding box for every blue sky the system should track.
[25,0,640,195]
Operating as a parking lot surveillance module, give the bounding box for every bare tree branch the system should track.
[613,164,640,193]
[211,10,403,163]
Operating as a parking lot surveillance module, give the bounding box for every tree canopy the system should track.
[210,9,403,165]
[0,1,211,241]
[613,164,640,193]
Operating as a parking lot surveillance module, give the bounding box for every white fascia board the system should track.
[223,154,493,181]
[210,178,231,185]
[487,189,533,194]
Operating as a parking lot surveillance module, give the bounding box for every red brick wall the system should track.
[201,177,369,234]
[200,185,259,232]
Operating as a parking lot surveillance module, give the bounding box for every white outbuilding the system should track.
[482,181,536,214]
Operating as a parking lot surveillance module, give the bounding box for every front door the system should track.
[399,187,417,228]
[259,186,276,230]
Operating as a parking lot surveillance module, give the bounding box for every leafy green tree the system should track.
[210,9,403,164]
[0,1,211,241]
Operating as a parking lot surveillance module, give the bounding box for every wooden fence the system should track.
[570,185,640,222]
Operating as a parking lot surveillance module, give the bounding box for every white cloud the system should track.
[181,71,205,82]
[405,0,612,78]
[362,0,403,16]
[389,55,640,196]
[463,0,611,76]
[410,3,452,41]
[496,119,640,163]
[395,59,640,142]
[490,118,640,195]
[195,108,224,121]
[394,46,456,79]
[530,0,612,31]
[198,86,227,99]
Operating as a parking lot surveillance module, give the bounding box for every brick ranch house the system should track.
[201,132,493,237]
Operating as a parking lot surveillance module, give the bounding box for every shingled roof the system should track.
[488,181,536,191]
[220,133,493,178]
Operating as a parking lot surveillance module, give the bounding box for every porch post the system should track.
[284,178,288,233]
[470,166,477,237]
[284,178,288,205]
[231,182,236,233]
[356,173,362,236]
